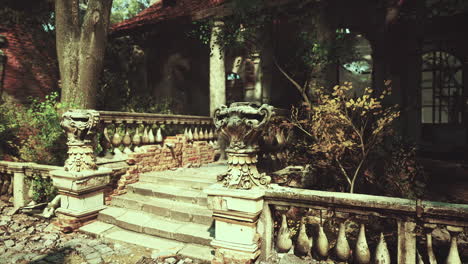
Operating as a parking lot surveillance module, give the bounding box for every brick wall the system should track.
[105,134,215,203]
[0,24,58,102]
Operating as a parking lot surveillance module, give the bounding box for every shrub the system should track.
[284,82,400,193]
[0,92,67,165]
[30,174,57,203]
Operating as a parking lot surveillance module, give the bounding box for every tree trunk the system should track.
[55,0,113,109]
[306,2,338,95]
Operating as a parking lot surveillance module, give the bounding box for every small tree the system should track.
[284,81,400,193]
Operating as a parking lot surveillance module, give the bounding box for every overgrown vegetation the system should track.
[283,82,399,193]
[29,175,57,203]
[0,92,67,165]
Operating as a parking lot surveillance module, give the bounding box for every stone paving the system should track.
[0,201,200,264]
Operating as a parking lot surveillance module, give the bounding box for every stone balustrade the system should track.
[261,186,468,263]
[95,111,218,158]
[0,161,60,208]
[205,102,467,264]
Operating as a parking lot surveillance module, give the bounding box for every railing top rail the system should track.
[0,161,61,177]
[265,185,468,226]
[96,110,213,125]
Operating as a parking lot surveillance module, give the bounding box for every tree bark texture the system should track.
[56,0,113,109]
[306,1,338,95]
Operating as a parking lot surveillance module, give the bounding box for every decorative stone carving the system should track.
[214,102,273,189]
[61,110,100,172]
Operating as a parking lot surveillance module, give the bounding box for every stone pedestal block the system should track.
[51,167,111,232]
[205,184,265,264]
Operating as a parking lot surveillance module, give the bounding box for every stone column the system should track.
[9,163,29,208]
[210,20,226,116]
[207,102,273,264]
[51,110,111,232]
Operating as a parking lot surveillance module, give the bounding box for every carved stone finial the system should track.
[213,102,273,189]
[61,109,100,172]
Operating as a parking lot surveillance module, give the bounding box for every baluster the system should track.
[445,226,463,264]
[148,125,155,144]
[355,224,371,264]
[193,127,199,141]
[208,129,214,145]
[142,124,149,145]
[295,217,312,256]
[100,125,113,158]
[132,125,142,152]
[316,223,329,259]
[156,127,163,144]
[188,128,194,142]
[335,222,351,262]
[276,214,293,253]
[199,127,205,141]
[375,232,391,264]
[424,224,438,264]
[111,124,123,156]
[203,129,208,142]
[122,123,132,154]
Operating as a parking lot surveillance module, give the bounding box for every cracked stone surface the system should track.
[0,201,199,264]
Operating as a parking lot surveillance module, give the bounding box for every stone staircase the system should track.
[80,162,226,263]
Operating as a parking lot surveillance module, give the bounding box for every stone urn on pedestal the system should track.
[206,102,273,264]
[51,110,111,232]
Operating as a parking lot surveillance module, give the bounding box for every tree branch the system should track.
[273,57,311,105]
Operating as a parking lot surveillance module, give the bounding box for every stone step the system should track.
[139,173,216,190]
[98,206,213,246]
[110,193,213,226]
[128,182,208,206]
[79,221,213,263]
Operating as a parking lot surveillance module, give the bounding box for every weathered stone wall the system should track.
[106,134,215,203]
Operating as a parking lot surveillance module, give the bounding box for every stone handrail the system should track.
[0,161,61,208]
[261,184,468,263]
[265,186,468,226]
[97,111,214,125]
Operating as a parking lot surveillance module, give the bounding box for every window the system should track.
[421,51,463,124]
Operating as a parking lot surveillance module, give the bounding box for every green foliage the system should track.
[30,175,57,203]
[111,0,150,24]
[0,92,67,165]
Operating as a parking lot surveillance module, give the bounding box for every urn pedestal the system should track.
[205,184,265,264]
[209,102,274,263]
[51,109,110,232]
[51,167,111,232]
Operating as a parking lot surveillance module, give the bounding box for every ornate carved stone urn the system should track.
[61,109,100,172]
[214,102,273,189]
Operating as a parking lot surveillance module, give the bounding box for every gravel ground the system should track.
[0,201,199,264]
